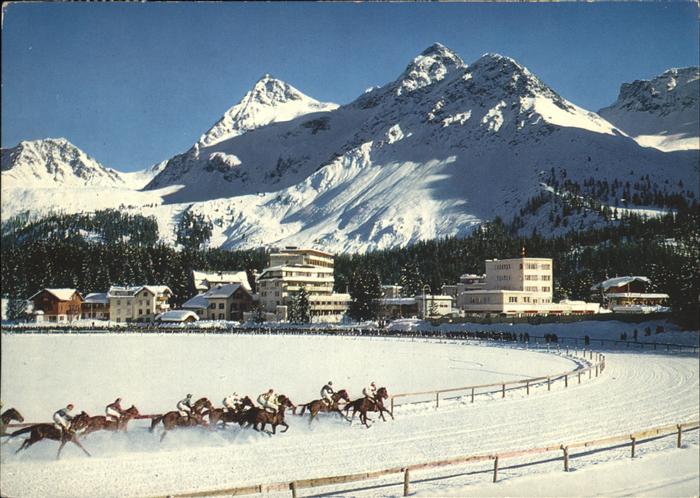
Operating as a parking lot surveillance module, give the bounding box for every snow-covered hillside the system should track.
[599,67,700,152]
[3,45,699,252]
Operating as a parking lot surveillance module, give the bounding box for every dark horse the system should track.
[344,387,394,428]
[0,408,25,436]
[299,389,351,424]
[192,397,213,414]
[203,396,255,429]
[81,405,141,436]
[149,410,208,442]
[9,411,91,459]
[240,395,295,435]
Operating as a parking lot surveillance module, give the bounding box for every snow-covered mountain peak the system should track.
[395,43,466,95]
[1,137,126,189]
[197,76,338,147]
[599,66,699,151]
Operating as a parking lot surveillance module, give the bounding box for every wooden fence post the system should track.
[391,397,395,416]
[502,384,506,398]
[595,365,599,377]
[526,380,530,395]
[403,468,410,496]
[290,481,298,498]
[565,375,568,388]
[589,369,592,379]
[631,437,636,458]
[566,346,569,355]
[471,387,475,403]
[547,377,551,391]
[436,392,440,409]
[562,446,569,472]
[578,372,581,384]
[677,424,682,448]
[493,456,499,483]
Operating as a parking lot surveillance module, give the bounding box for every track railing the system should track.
[390,348,605,413]
[153,419,699,498]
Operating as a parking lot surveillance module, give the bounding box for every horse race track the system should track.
[1,333,698,497]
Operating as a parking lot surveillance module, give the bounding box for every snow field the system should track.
[0,334,697,498]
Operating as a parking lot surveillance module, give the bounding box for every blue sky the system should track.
[2,3,698,172]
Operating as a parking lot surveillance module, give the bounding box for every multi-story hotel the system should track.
[257,248,350,322]
[458,256,598,315]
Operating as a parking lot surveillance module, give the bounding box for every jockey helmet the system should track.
[371,382,376,387]
[328,381,333,385]
[116,397,121,403]
[268,388,274,393]
[186,393,192,398]
[67,404,74,410]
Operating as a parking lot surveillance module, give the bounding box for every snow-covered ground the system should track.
[0,333,697,498]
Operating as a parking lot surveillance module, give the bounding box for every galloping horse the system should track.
[149,410,208,442]
[0,408,25,436]
[81,405,140,436]
[192,397,213,414]
[203,396,255,429]
[240,396,295,435]
[299,389,351,424]
[344,387,394,428]
[9,411,91,459]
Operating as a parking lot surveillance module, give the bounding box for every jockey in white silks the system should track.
[362,382,377,403]
[320,381,335,407]
[257,389,279,413]
[177,394,193,417]
[222,393,240,413]
[53,404,74,434]
[105,398,124,423]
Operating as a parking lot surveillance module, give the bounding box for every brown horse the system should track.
[192,397,213,414]
[299,389,351,424]
[149,410,208,442]
[81,406,140,436]
[0,408,25,436]
[203,397,255,429]
[10,411,91,459]
[240,395,295,435]
[344,387,394,428]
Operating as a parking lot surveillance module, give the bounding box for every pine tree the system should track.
[348,268,381,321]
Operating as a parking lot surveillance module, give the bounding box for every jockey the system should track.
[223,392,240,413]
[362,382,377,402]
[320,381,335,407]
[257,389,279,413]
[177,394,193,417]
[105,397,124,422]
[53,404,74,435]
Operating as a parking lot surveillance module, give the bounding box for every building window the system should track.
[138,309,143,315]
[117,300,121,306]
[126,301,131,306]
[210,303,216,309]
[508,296,518,303]
[218,303,224,309]
[542,286,551,293]
[541,275,551,281]
[219,313,224,320]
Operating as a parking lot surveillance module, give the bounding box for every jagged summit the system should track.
[197,76,338,147]
[1,137,125,188]
[599,66,699,151]
[394,43,466,96]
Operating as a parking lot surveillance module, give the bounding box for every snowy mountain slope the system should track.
[598,67,699,151]
[3,45,699,252]
[1,138,126,189]
[198,74,338,147]
[136,44,697,251]
[119,160,168,189]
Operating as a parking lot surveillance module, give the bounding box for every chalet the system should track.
[82,292,109,320]
[591,276,670,313]
[182,283,254,321]
[29,288,83,322]
[192,270,253,292]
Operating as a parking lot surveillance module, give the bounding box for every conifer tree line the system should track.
[1,200,698,328]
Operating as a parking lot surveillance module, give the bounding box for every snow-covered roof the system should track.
[204,283,245,299]
[182,294,209,310]
[84,292,108,304]
[192,270,251,291]
[29,288,81,301]
[108,285,171,297]
[156,310,199,322]
[606,292,669,299]
[380,298,417,306]
[592,276,651,291]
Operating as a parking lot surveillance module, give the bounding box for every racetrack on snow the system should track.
[1,333,697,498]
